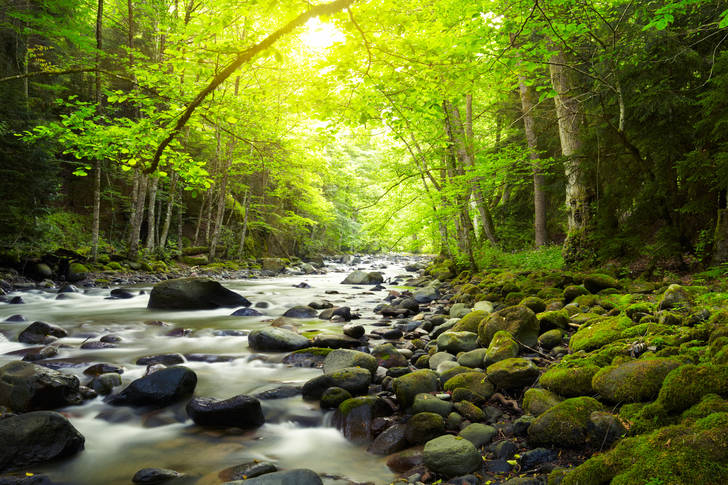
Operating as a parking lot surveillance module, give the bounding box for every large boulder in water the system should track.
[0,411,85,472]
[186,394,264,429]
[147,277,250,310]
[0,361,82,412]
[248,327,310,351]
[222,468,323,485]
[17,321,67,344]
[107,366,197,407]
[341,271,384,285]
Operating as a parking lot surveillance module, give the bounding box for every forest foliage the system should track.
[1,0,727,272]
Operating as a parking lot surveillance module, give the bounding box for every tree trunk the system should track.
[193,195,205,246]
[127,173,148,259]
[90,0,104,261]
[238,190,250,259]
[712,205,728,265]
[159,172,177,248]
[145,176,158,250]
[209,141,233,262]
[517,73,548,246]
[549,49,593,263]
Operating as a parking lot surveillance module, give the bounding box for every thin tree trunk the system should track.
[128,173,148,259]
[90,0,104,261]
[517,73,548,246]
[238,190,250,259]
[209,140,234,262]
[549,49,593,263]
[193,194,206,246]
[177,201,184,250]
[160,172,177,248]
[145,176,158,250]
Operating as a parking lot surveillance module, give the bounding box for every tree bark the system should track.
[127,172,148,259]
[517,73,548,246]
[145,176,159,250]
[238,190,250,259]
[549,49,593,263]
[159,172,177,248]
[90,0,104,261]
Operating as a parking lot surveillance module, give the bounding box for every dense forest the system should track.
[1,0,728,274]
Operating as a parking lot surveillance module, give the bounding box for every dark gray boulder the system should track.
[148,277,250,310]
[222,469,322,485]
[341,271,384,285]
[17,321,67,345]
[282,306,317,318]
[107,366,197,407]
[0,411,85,472]
[131,468,183,484]
[186,394,265,429]
[0,361,81,412]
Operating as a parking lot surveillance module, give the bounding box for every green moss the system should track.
[106,261,123,271]
[592,358,681,403]
[523,388,563,417]
[625,301,655,321]
[504,291,526,305]
[620,322,672,339]
[289,347,333,357]
[564,413,728,485]
[520,296,547,313]
[451,310,488,333]
[569,316,633,352]
[654,364,728,413]
[573,294,601,308]
[681,394,728,423]
[443,371,494,400]
[527,396,605,448]
[539,365,599,397]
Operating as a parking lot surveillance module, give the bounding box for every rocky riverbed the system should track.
[1,256,728,485]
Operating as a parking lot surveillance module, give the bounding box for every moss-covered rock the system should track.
[520,296,547,314]
[393,369,440,409]
[527,397,606,448]
[412,393,452,417]
[538,310,570,331]
[451,310,488,333]
[320,386,352,409]
[538,329,564,350]
[539,365,599,397]
[625,301,655,322]
[323,349,378,375]
[486,358,540,391]
[523,388,563,417]
[457,348,487,369]
[654,364,728,413]
[592,358,681,403]
[436,331,478,353]
[453,400,485,422]
[583,274,620,294]
[371,343,408,368]
[405,412,446,444]
[563,412,728,485]
[658,284,694,312]
[458,422,496,447]
[479,305,540,348]
[437,365,473,385]
[423,435,481,477]
[67,262,89,282]
[443,371,494,400]
[569,316,633,352]
[484,330,519,365]
[563,285,589,303]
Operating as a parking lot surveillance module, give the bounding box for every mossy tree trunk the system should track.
[549,49,594,264]
[712,208,728,265]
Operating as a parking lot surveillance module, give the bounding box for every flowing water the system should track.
[0,257,422,485]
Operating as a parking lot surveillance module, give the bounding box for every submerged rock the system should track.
[131,467,184,484]
[147,277,250,310]
[222,468,323,485]
[248,327,310,352]
[0,411,85,472]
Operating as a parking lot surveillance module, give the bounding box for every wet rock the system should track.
[9,297,24,305]
[592,358,681,403]
[21,345,58,362]
[248,327,310,352]
[393,369,440,409]
[451,311,487,333]
[0,361,81,412]
[147,277,250,310]
[0,411,85,472]
[281,348,331,367]
[429,351,456,370]
[341,270,384,285]
[318,306,352,321]
[537,329,564,349]
[136,353,185,366]
[218,462,277,482]
[80,341,116,349]
[253,385,300,400]
[320,386,352,409]
[328,367,372,395]
[368,423,408,455]
[83,363,124,376]
[57,284,79,293]
[386,447,424,473]
[459,423,497,447]
[491,439,518,459]
[478,305,539,348]
[100,334,122,343]
[371,343,408,368]
[18,321,67,345]
[405,412,445,444]
[423,434,481,477]
[454,400,485,422]
[308,300,333,310]
[186,394,264,429]
[519,448,558,470]
[223,468,322,485]
[282,305,317,318]
[342,323,365,338]
[323,349,378,375]
[334,396,391,444]
[131,468,183,484]
[109,288,134,299]
[292,282,311,289]
[107,366,197,408]
[311,333,360,349]
[0,472,54,484]
[413,285,439,304]
[231,307,262,317]
[3,315,26,322]
[457,348,487,369]
[88,373,122,395]
[436,331,478,353]
[486,358,539,391]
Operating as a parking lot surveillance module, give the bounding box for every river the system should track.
[0,256,423,485]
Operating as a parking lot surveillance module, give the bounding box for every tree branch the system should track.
[145,0,354,174]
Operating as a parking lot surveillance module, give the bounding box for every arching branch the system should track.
[146,0,354,174]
